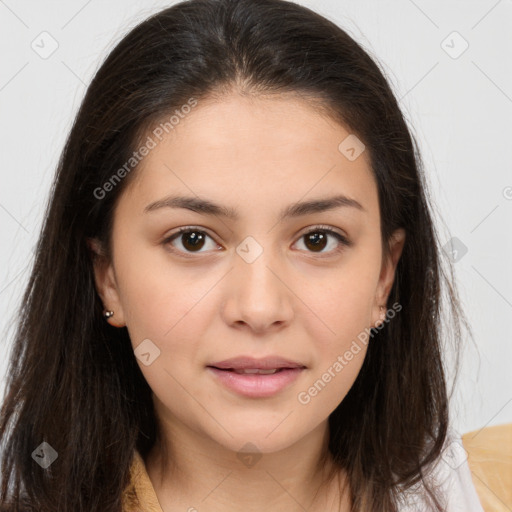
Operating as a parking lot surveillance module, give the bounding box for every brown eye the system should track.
[163,228,218,254]
[180,231,206,251]
[294,227,351,255]
[304,231,328,252]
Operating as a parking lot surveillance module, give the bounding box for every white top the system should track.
[397,429,484,511]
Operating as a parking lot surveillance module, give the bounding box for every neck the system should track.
[144,404,350,511]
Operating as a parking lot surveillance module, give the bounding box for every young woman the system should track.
[0,0,484,510]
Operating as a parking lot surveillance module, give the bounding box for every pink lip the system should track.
[207,367,305,398]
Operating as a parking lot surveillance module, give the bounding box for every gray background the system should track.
[1,0,511,437]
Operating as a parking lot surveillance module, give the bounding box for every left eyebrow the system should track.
[143,193,366,221]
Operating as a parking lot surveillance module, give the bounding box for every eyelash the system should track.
[162,225,352,258]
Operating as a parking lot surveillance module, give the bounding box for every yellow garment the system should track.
[462,423,512,512]
[122,451,163,512]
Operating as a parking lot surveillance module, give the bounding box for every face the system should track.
[92,92,405,456]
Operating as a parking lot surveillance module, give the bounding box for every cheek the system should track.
[298,279,373,414]
[116,260,215,412]
[305,252,381,346]
[297,345,368,419]
[113,240,216,361]
[297,249,380,404]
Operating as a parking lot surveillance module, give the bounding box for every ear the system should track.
[86,238,126,328]
[372,228,405,327]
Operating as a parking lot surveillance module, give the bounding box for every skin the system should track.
[91,91,405,511]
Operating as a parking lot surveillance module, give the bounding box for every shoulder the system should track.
[396,428,485,512]
[122,449,164,512]
[462,422,512,511]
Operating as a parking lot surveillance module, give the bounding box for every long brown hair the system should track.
[0,0,469,510]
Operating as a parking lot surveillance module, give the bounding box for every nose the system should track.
[220,247,294,334]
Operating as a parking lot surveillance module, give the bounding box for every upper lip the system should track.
[208,356,307,370]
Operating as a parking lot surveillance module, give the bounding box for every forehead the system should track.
[122,93,378,219]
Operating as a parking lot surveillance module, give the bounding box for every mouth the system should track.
[207,355,307,371]
[206,365,306,398]
[208,367,297,374]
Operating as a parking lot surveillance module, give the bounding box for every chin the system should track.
[209,427,302,456]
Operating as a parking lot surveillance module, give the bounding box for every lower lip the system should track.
[207,367,305,398]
